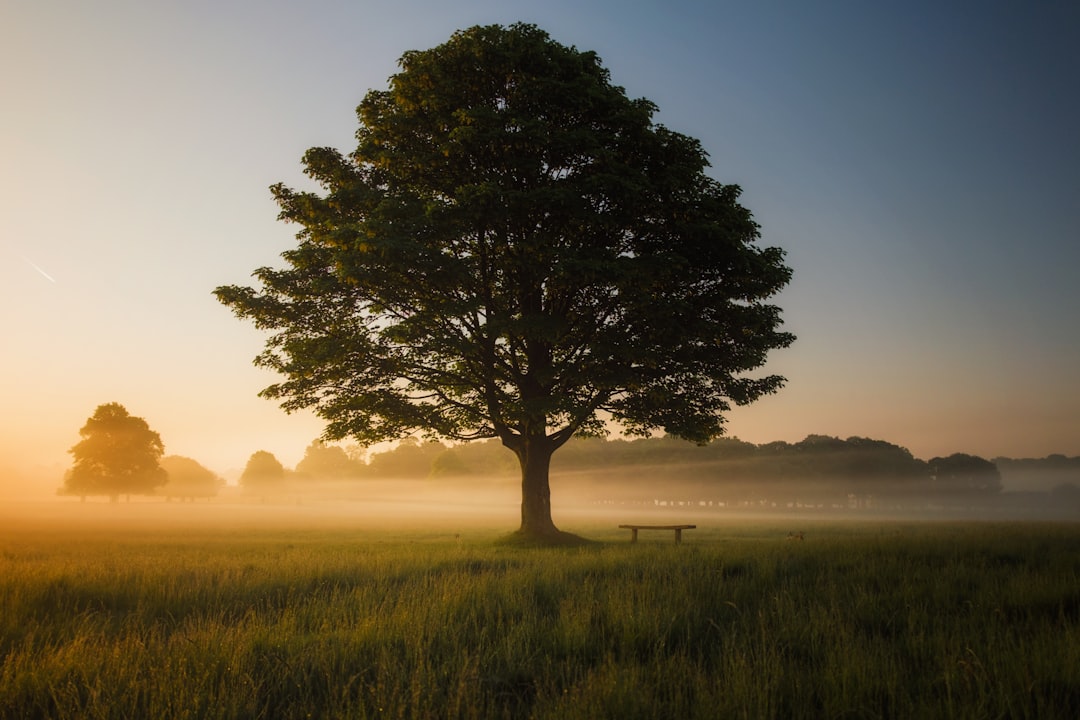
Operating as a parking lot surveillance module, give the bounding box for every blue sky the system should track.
[2,0,1077,482]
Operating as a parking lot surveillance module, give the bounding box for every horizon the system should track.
[5,428,1076,502]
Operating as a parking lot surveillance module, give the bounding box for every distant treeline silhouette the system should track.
[247,435,1080,501]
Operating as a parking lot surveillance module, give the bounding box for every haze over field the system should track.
[15,431,1080,525]
[2,1,1078,491]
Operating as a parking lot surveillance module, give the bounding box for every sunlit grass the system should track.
[1,508,1078,719]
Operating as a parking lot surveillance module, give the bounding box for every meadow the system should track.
[1,501,1078,719]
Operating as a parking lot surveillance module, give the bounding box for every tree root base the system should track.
[496,528,596,548]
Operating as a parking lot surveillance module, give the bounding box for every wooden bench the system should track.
[619,524,696,544]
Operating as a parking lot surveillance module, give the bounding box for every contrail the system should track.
[21,255,56,283]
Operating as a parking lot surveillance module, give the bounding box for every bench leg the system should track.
[674,528,682,544]
[631,528,638,543]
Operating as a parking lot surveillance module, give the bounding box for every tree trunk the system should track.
[514,434,560,538]
[501,429,587,545]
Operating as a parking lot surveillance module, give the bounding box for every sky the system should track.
[2,0,1078,486]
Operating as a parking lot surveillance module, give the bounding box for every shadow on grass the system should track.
[495,529,600,548]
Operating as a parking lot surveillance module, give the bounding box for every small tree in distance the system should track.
[160,455,222,501]
[295,440,364,480]
[240,450,286,495]
[62,403,166,502]
[215,24,794,542]
[368,437,447,478]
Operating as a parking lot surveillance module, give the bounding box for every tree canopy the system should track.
[62,403,166,501]
[215,23,794,540]
[159,455,222,500]
[295,440,364,479]
[367,437,448,478]
[929,453,1003,495]
[240,450,286,491]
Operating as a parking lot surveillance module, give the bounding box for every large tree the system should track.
[215,24,794,541]
[63,403,167,501]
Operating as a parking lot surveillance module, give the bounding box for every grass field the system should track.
[1,500,1078,719]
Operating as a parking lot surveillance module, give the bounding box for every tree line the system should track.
[62,402,1080,503]
[244,433,1014,499]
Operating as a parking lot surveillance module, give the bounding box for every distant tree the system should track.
[437,439,518,476]
[343,443,369,465]
[214,24,793,541]
[551,436,620,470]
[430,447,470,477]
[62,403,166,502]
[839,437,928,482]
[784,436,928,482]
[995,454,1080,492]
[705,437,759,460]
[160,455,222,500]
[929,453,1002,494]
[795,434,851,454]
[367,438,447,478]
[295,440,364,479]
[757,440,795,455]
[240,450,286,492]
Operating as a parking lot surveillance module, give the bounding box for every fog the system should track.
[3,464,1077,541]
[6,474,537,534]
[4,433,1078,532]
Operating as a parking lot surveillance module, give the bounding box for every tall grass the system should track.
[1,514,1078,719]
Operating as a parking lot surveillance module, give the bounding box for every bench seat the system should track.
[618,524,696,544]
